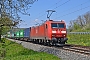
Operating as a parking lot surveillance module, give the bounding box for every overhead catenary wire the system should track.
[54,0,90,19]
[33,0,62,19]
[53,0,71,10]
[31,0,90,24]
[37,0,90,20]
[31,0,70,20]
[55,5,90,19]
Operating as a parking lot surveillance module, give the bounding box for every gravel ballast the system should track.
[8,39,90,60]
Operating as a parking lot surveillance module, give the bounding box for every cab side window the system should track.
[46,24,47,29]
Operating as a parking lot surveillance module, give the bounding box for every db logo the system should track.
[36,29,37,33]
[58,29,60,33]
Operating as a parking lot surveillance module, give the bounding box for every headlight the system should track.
[63,35,66,36]
[52,31,56,33]
[61,31,66,33]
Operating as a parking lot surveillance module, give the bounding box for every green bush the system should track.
[67,34,90,46]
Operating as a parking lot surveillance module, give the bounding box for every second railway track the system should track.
[27,40,90,56]
[59,44,90,56]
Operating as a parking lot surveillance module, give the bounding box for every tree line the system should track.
[68,11,90,32]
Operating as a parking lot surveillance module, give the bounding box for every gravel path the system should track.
[8,39,90,60]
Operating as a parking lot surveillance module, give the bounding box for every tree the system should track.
[0,0,37,21]
[68,11,90,32]
[0,17,13,34]
[84,11,90,26]
[68,20,73,32]
[0,0,37,41]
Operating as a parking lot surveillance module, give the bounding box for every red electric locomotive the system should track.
[30,20,68,45]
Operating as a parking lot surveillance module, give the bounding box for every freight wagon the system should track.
[8,28,30,41]
[15,31,20,40]
[23,28,31,41]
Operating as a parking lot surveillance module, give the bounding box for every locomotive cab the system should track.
[50,20,68,44]
[51,23,66,37]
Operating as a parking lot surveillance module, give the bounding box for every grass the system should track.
[0,38,60,60]
[67,34,90,46]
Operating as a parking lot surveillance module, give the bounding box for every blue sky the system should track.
[19,0,90,28]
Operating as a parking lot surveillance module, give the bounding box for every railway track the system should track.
[29,41,90,56]
[60,44,90,56]
[8,38,90,56]
[19,39,90,56]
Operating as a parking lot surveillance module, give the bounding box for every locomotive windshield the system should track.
[58,23,64,28]
[51,23,64,28]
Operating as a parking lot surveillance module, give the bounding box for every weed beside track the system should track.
[0,38,60,60]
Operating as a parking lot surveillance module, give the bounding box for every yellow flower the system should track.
[68,36,70,40]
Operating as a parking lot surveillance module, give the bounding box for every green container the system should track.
[7,34,10,37]
[19,29,24,37]
[15,31,20,37]
[11,33,14,37]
